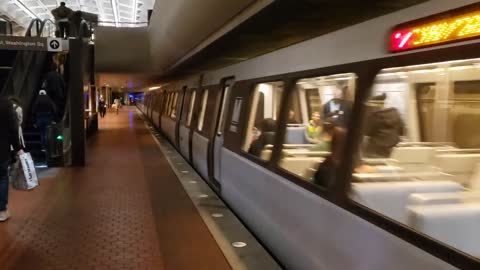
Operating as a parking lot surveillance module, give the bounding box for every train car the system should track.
[141,1,480,269]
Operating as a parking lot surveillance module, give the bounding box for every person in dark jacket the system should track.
[248,118,277,159]
[323,86,353,127]
[51,2,73,39]
[99,95,107,118]
[363,93,405,158]
[314,127,346,188]
[44,63,66,120]
[0,97,23,221]
[32,90,57,150]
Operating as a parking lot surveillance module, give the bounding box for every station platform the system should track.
[0,107,279,270]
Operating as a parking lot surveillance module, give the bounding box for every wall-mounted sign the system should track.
[390,3,480,52]
[0,36,68,52]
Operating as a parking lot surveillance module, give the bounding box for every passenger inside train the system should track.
[363,93,405,158]
[248,118,277,158]
[322,85,352,127]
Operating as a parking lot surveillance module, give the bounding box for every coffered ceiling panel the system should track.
[0,0,155,33]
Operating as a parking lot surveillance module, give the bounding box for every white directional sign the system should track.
[47,37,62,52]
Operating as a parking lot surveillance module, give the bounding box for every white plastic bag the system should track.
[11,153,38,190]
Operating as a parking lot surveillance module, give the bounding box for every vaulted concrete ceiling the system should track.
[0,0,154,34]
[148,0,262,73]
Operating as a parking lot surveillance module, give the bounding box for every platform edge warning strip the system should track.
[138,110,283,270]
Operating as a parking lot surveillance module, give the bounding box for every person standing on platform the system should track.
[99,96,107,118]
[114,98,121,115]
[0,97,23,222]
[51,2,73,39]
[32,90,57,151]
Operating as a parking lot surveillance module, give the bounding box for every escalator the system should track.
[0,19,63,166]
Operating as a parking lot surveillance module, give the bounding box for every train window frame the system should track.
[241,81,284,162]
[186,90,196,127]
[349,58,480,262]
[164,92,171,116]
[170,92,179,119]
[273,72,358,189]
[216,79,234,136]
[198,89,209,131]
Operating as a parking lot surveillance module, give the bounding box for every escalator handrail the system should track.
[25,18,43,37]
[40,19,56,36]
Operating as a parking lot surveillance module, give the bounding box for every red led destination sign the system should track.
[390,4,480,52]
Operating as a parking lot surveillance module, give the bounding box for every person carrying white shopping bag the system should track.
[10,152,39,191]
[0,97,24,222]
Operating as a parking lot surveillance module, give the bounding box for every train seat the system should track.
[434,154,480,185]
[279,157,323,177]
[391,147,434,164]
[408,191,480,206]
[260,149,272,160]
[285,126,309,144]
[351,181,463,224]
[408,203,480,257]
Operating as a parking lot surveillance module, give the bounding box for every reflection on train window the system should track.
[242,81,284,161]
[350,58,480,259]
[217,84,232,135]
[170,92,179,119]
[198,90,209,131]
[165,93,172,116]
[279,73,356,185]
[186,91,196,127]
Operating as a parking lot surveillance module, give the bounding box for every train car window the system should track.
[164,93,171,116]
[279,73,356,182]
[242,81,284,161]
[350,58,480,260]
[198,90,209,131]
[217,84,232,135]
[187,91,196,127]
[170,92,179,119]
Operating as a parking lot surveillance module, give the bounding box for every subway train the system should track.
[138,1,480,269]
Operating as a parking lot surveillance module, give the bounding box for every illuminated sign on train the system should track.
[390,4,480,52]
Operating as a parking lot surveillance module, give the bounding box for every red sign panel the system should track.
[390,4,480,52]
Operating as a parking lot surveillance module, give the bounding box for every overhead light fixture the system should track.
[132,0,138,23]
[149,86,160,90]
[14,0,38,19]
[111,0,119,27]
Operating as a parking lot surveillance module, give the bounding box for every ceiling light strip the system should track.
[14,0,38,19]
[111,0,119,27]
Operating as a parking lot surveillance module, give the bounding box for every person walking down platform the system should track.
[99,96,107,118]
[0,97,23,222]
[32,90,57,151]
[114,98,121,115]
[51,2,73,39]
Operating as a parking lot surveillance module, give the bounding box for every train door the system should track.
[212,78,235,184]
